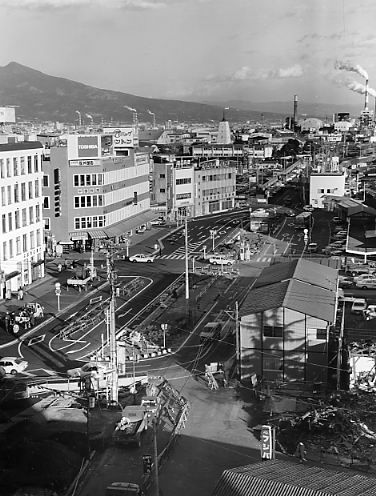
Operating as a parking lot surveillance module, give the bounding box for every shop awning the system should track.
[5,271,20,281]
[59,240,74,245]
[104,210,160,238]
[32,259,45,267]
[69,231,89,241]
[87,230,108,239]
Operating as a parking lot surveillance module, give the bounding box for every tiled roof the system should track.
[0,141,43,152]
[212,460,376,496]
[240,280,289,316]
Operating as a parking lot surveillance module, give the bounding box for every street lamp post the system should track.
[210,230,217,252]
[55,282,61,312]
[161,324,168,349]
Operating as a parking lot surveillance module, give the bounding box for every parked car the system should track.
[303,205,314,212]
[354,274,376,289]
[338,276,353,288]
[129,253,155,263]
[307,242,318,253]
[332,217,342,223]
[209,255,235,266]
[0,357,28,375]
[351,298,368,314]
[150,218,165,226]
[135,224,147,234]
[346,265,374,277]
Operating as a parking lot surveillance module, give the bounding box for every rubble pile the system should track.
[276,391,376,464]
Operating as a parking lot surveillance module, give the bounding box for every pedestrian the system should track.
[294,441,307,463]
[57,263,62,273]
[17,287,24,300]
[12,322,20,335]
[4,312,10,333]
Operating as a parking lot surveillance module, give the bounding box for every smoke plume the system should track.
[347,80,376,98]
[335,60,368,80]
[124,105,137,112]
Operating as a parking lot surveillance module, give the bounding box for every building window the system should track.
[34,155,39,173]
[27,156,32,173]
[2,214,6,233]
[160,174,166,178]
[8,212,12,231]
[7,185,11,205]
[2,241,7,261]
[22,208,27,227]
[14,183,19,203]
[15,210,20,229]
[6,158,10,177]
[160,188,166,193]
[36,204,40,222]
[28,181,33,199]
[29,206,34,224]
[16,236,21,255]
[13,157,18,176]
[133,192,138,204]
[1,186,5,207]
[30,231,35,249]
[21,183,26,201]
[9,239,13,259]
[36,229,41,247]
[176,178,192,185]
[43,175,49,187]
[0,159,4,178]
[263,325,283,338]
[35,179,40,197]
[22,234,27,251]
[20,156,25,175]
[44,218,50,230]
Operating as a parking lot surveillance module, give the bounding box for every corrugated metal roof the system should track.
[240,280,289,316]
[255,259,337,293]
[0,141,43,152]
[212,460,376,496]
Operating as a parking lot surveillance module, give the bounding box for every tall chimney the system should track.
[365,79,369,110]
[293,95,298,131]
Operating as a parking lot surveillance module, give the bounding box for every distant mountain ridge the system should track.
[0,62,284,125]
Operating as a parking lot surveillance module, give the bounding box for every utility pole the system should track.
[106,248,118,403]
[235,301,240,378]
[185,217,189,300]
[337,301,345,391]
[153,416,160,496]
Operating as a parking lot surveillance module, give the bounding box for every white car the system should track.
[209,255,235,266]
[150,218,165,226]
[67,362,108,380]
[351,298,368,314]
[0,357,28,375]
[364,305,376,320]
[354,274,376,289]
[129,253,155,263]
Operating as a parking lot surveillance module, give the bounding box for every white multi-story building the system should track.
[0,141,45,299]
[309,172,346,208]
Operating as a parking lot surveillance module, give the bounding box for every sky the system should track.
[0,0,376,107]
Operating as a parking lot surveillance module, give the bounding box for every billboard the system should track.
[102,127,138,148]
[0,107,16,123]
[67,135,101,160]
[260,425,274,460]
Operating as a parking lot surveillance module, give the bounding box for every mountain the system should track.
[0,62,283,125]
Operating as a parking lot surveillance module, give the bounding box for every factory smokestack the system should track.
[365,79,369,110]
[293,94,298,131]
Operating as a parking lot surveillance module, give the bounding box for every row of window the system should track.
[317,188,336,194]
[0,155,40,179]
[176,178,192,185]
[263,325,326,339]
[74,215,106,229]
[1,205,41,233]
[74,195,104,208]
[2,229,42,261]
[73,174,104,187]
[202,173,233,181]
[1,180,41,206]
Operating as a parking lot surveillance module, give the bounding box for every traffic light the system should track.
[142,454,153,474]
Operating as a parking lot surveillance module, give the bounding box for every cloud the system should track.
[0,0,167,9]
[222,64,303,82]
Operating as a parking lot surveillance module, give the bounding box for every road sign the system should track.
[55,288,61,296]
[260,424,274,460]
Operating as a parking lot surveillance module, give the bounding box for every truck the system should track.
[199,322,222,344]
[66,275,91,291]
[112,405,148,447]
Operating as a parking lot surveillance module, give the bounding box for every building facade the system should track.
[0,141,45,298]
[309,172,346,208]
[42,133,154,252]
